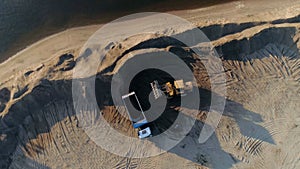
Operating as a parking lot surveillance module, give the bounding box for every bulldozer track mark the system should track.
[115,158,141,169]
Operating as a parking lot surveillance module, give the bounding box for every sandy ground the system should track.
[0,0,300,169]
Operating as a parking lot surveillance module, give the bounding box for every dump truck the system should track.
[122,92,152,139]
[150,79,193,99]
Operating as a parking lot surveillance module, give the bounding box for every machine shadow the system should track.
[198,88,275,144]
[145,86,275,169]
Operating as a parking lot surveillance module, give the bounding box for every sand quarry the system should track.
[0,0,300,169]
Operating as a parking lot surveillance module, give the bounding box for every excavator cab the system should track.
[164,82,175,97]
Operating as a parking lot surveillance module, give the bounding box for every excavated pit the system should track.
[128,68,180,136]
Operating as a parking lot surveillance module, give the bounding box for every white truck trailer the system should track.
[122,92,152,139]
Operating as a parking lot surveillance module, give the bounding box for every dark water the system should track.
[0,0,235,63]
[0,0,140,62]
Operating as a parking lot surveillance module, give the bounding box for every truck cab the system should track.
[138,126,151,139]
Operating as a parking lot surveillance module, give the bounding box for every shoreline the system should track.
[0,24,99,67]
[0,24,101,83]
[1,0,299,84]
[0,0,238,64]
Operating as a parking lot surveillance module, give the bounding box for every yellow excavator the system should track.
[150,79,193,99]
